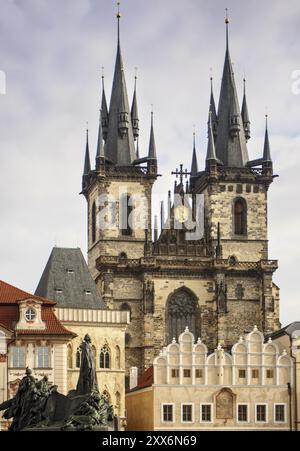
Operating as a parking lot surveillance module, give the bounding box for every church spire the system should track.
[208,76,218,141]
[148,111,157,160]
[241,78,251,142]
[206,112,217,163]
[105,5,136,165]
[191,132,198,177]
[83,126,91,175]
[215,12,249,167]
[263,115,272,162]
[147,111,157,175]
[101,70,109,142]
[96,110,105,173]
[82,126,91,191]
[131,70,140,141]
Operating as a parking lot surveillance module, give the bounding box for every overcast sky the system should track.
[0,0,299,327]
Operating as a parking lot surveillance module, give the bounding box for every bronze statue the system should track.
[0,337,115,431]
[76,334,99,395]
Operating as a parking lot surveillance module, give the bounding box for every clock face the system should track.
[174,205,189,224]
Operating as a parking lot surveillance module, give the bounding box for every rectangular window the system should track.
[266,369,274,379]
[195,369,203,378]
[11,347,25,368]
[239,369,246,379]
[275,404,286,423]
[237,404,248,422]
[162,404,173,423]
[182,404,193,423]
[37,347,50,369]
[183,369,191,378]
[256,404,267,423]
[201,404,212,423]
[171,369,179,378]
[252,369,259,379]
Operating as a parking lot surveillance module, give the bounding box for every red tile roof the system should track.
[129,366,154,392]
[0,280,74,337]
[0,280,56,305]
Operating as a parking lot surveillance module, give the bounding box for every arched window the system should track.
[166,288,198,343]
[115,345,121,369]
[76,348,81,369]
[121,303,132,321]
[100,344,110,369]
[120,194,133,236]
[234,198,247,236]
[92,202,96,243]
[67,345,73,369]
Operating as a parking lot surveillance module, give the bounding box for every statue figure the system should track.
[0,337,115,431]
[0,368,40,431]
[61,392,114,431]
[76,335,99,395]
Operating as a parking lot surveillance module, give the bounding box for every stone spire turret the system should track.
[82,127,91,191]
[241,78,251,142]
[131,73,139,141]
[96,110,105,175]
[101,72,109,142]
[215,12,249,167]
[209,77,218,141]
[105,7,136,165]
[191,133,198,177]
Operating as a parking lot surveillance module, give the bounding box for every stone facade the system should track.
[126,328,294,431]
[82,11,281,377]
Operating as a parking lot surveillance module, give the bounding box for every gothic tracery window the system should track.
[76,348,81,369]
[100,344,110,369]
[234,198,247,236]
[166,288,198,343]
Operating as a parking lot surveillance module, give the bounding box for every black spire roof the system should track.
[215,16,249,167]
[104,13,136,165]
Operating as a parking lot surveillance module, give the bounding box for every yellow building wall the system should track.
[62,321,127,421]
[126,388,154,431]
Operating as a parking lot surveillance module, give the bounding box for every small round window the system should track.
[25,308,36,322]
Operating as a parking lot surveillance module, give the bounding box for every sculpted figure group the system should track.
[0,335,115,431]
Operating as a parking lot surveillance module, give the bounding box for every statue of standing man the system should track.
[76,335,99,395]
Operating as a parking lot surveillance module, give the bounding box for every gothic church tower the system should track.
[81,11,280,375]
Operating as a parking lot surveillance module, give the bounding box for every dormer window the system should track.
[56,289,63,294]
[25,308,36,322]
[85,290,92,296]
[67,269,75,275]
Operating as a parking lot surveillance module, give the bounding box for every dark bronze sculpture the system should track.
[0,337,116,431]
[76,334,99,395]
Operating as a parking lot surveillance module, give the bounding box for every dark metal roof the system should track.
[105,40,136,165]
[215,42,249,167]
[267,322,300,340]
[35,248,106,310]
[263,117,272,162]
[148,112,157,160]
[191,134,198,176]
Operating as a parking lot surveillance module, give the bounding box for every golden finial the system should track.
[117,2,121,19]
[134,66,138,80]
[101,66,105,80]
[225,8,230,24]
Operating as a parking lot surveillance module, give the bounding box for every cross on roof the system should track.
[171,164,191,185]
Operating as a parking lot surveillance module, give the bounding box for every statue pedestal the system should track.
[23,425,114,432]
